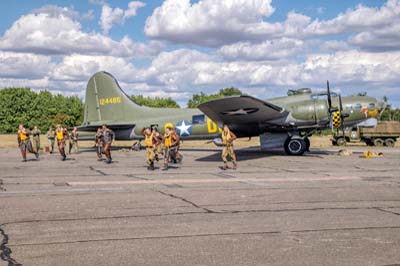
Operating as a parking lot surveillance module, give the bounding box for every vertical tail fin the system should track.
[83,71,141,125]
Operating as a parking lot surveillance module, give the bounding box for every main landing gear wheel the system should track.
[284,137,307,156]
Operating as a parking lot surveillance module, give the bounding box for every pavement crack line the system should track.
[4,205,400,227]
[0,224,22,266]
[156,190,214,213]
[8,225,400,248]
[374,207,400,216]
[88,166,107,176]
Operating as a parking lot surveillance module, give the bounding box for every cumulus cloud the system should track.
[218,38,305,61]
[0,51,53,79]
[51,54,137,82]
[100,1,145,34]
[306,0,400,36]
[144,0,400,52]
[145,0,275,46]
[0,11,161,57]
[320,40,351,52]
[126,48,400,99]
[349,23,400,52]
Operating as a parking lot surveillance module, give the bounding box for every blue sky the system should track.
[0,0,399,107]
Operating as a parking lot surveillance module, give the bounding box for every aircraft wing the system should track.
[198,95,288,125]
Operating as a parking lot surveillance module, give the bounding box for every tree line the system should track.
[0,87,399,134]
[0,88,83,133]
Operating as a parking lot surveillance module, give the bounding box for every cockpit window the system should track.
[192,114,205,125]
[354,103,362,110]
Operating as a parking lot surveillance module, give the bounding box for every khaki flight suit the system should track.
[47,129,55,153]
[145,133,156,168]
[221,130,237,169]
[32,128,41,152]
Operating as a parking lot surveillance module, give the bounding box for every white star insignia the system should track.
[177,121,191,136]
[225,108,249,115]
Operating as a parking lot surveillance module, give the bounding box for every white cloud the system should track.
[218,38,305,61]
[100,1,145,34]
[145,0,275,46]
[144,0,400,52]
[301,50,400,85]
[52,54,137,82]
[0,11,161,57]
[320,40,351,52]
[305,0,400,36]
[349,23,400,52]
[0,51,53,79]
[127,48,400,99]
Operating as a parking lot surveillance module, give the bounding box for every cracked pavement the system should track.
[0,146,400,266]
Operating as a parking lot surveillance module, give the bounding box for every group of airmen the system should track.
[17,123,238,170]
[142,125,181,171]
[17,124,79,162]
[140,123,237,171]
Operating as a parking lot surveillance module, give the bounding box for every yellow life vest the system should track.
[221,130,232,145]
[56,130,64,141]
[19,131,27,141]
[164,134,172,148]
[144,133,154,147]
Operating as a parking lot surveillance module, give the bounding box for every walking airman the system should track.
[17,124,39,162]
[221,124,237,170]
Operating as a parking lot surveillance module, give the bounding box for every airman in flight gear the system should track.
[31,126,41,152]
[151,126,163,162]
[102,124,114,164]
[17,124,39,162]
[69,127,79,154]
[221,124,237,170]
[47,127,55,153]
[163,126,180,170]
[95,127,104,161]
[55,124,67,161]
[169,127,181,164]
[143,127,159,170]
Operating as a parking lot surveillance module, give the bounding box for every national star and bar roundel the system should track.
[175,120,192,137]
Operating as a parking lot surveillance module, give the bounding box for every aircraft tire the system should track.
[284,137,307,156]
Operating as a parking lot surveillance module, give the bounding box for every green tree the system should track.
[0,88,84,133]
[379,96,400,122]
[187,87,242,108]
[130,95,180,108]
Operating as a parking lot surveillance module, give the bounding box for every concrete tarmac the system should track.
[1,146,400,266]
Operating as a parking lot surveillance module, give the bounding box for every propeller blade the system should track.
[327,80,332,111]
[338,94,347,145]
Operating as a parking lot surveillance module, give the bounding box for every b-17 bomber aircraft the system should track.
[78,71,385,155]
